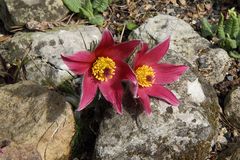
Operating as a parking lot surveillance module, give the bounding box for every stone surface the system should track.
[0,0,68,31]
[0,81,75,160]
[224,87,240,129]
[95,52,220,159]
[217,143,240,160]
[0,25,101,84]
[130,14,231,85]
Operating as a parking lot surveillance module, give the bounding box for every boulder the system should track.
[224,87,240,129]
[95,14,222,160]
[0,0,68,31]
[130,14,231,85]
[0,81,75,160]
[95,51,220,159]
[0,25,101,84]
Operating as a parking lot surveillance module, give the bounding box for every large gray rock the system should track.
[224,87,240,129]
[0,81,75,160]
[130,14,231,85]
[0,0,68,31]
[0,25,101,84]
[95,51,220,159]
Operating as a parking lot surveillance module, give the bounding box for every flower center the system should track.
[135,65,155,87]
[92,57,116,81]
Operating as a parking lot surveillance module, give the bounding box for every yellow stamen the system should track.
[92,57,116,81]
[135,65,155,87]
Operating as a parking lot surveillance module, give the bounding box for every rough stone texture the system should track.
[130,14,231,85]
[0,25,101,84]
[224,87,240,129]
[0,81,75,160]
[217,143,240,160]
[95,52,220,159]
[0,0,68,31]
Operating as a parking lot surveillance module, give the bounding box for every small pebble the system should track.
[226,75,234,81]
[198,57,208,68]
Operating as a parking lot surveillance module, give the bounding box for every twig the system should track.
[119,23,126,43]
[79,31,88,50]
[67,13,75,25]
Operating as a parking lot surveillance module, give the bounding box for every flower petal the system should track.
[77,70,98,111]
[137,37,170,65]
[144,84,180,106]
[95,29,114,56]
[99,81,123,114]
[98,59,138,114]
[138,89,152,115]
[114,59,138,97]
[133,42,149,69]
[61,51,95,75]
[102,40,140,60]
[152,63,189,85]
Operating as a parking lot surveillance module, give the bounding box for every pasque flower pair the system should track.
[61,29,188,115]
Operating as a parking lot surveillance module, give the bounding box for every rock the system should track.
[0,0,68,31]
[0,81,75,160]
[224,87,240,129]
[217,143,240,160]
[95,52,220,159]
[130,14,231,85]
[0,25,101,84]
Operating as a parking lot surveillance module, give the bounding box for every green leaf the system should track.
[228,9,240,39]
[201,18,213,38]
[89,15,104,26]
[229,51,240,59]
[126,21,138,30]
[79,0,95,19]
[224,36,237,50]
[79,6,94,18]
[82,0,93,14]
[231,16,239,38]
[62,0,82,13]
[217,13,225,39]
[224,12,234,36]
[92,0,109,13]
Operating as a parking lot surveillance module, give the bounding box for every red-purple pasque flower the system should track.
[61,29,140,114]
[132,37,188,114]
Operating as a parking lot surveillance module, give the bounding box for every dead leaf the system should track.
[197,3,205,12]
[205,3,212,11]
[178,0,187,6]
[0,35,11,42]
[170,0,177,4]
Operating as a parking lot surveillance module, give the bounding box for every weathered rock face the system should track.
[95,15,221,160]
[0,81,75,160]
[95,53,220,160]
[130,14,231,85]
[0,0,68,31]
[224,87,240,129]
[0,25,101,84]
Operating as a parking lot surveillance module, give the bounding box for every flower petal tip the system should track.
[117,111,123,115]
[145,110,152,116]
[115,107,123,115]
[182,65,189,72]
[172,100,180,107]
[76,104,85,111]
